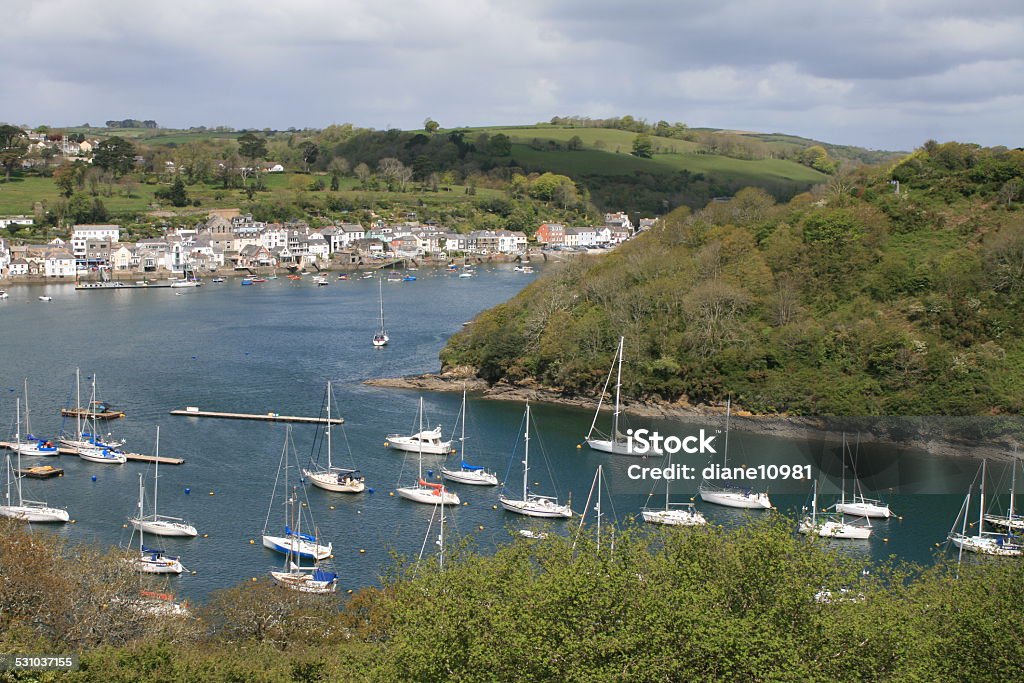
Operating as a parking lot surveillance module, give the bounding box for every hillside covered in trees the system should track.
[441,142,1024,416]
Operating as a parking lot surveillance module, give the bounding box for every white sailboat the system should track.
[441,388,498,486]
[130,427,198,537]
[386,397,454,455]
[833,434,892,519]
[397,398,461,505]
[373,274,389,347]
[131,473,185,574]
[983,449,1023,533]
[270,485,339,594]
[641,453,706,527]
[262,427,333,560]
[0,412,69,523]
[13,379,58,457]
[584,336,660,456]
[499,403,573,518]
[60,369,126,462]
[302,382,365,493]
[698,399,772,509]
[799,480,872,539]
[948,459,1022,557]
[573,465,617,550]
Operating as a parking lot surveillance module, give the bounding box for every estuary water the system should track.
[0,266,1012,600]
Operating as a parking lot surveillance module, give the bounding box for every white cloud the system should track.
[1,0,1020,149]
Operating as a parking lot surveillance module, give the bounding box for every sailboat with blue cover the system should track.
[441,388,498,486]
[262,426,332,560]
[270,485,338,594]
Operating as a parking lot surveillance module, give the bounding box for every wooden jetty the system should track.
[75,281,173,291]
[18,465,64,479]
[61,407,126,420]
[169,407,343,425]
[0,442,184,465]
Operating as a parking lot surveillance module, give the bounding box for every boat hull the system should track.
[499,496,572,518]
[440,468,498,486]
[799,519,872,539]
[983,514,1024,532]
[262,534,332,560]
[386,437,453,455]
[0,505,69,523]
[131,518,198,537]
[699,488,772,509]
[586,438,664,457]
[270,571,337,594]
[641,508,706,526]
[135,556,184,574]
[78,448,127,464]
[12,443,59,457]
[396,486,461,505]
[834,501,891,519]
[303,469,366,493]
[949,533,1023,556]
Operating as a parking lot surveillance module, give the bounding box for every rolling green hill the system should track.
[441,142,1024,416]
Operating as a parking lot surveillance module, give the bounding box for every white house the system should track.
[71,224,120,260]
[111,244,135,271]
[0,216,34,230]
[44,249,76,278]
[9,258,29,276]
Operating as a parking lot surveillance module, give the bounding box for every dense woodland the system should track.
[1,517,1021,682]
[441,142,1024,416]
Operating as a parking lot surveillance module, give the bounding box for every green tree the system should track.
[424,118,440,134]
[156,175,189,207]
[92,136,136,177]
[567,135,584,151]
[488,133,512,156]
[299,140,319,172]
[0,124,29,181]
[237,132,268,178]
[632,133,653,158]
[53,162,85,197]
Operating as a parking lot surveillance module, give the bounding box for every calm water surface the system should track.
[0,267,1009,599]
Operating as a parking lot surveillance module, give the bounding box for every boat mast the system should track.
[75,368,82,441]
[378,275,385,335]
[14,400,24,506]
[596,465,603,553]
[153,426,160,519]
[612,337,624,444]
[417,398,424,482]
[840,434,847,505]
[978,459,986,535]
[723,398,732,468]
[137,473,145,554]
[523,403,531,501]
[22,378,31,436]
[326,382,333,471]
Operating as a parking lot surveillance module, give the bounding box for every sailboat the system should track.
[499,403,573,518]
[584,336,660,456]
[302,381,365,493]
[698,399,772,509]
[270,485,339,594]
[833,434,892,519]
[440,388,498,486]
[372,274,389,347]
[641,453,706,526]
[385,398,454,455]
[13,379,58,457]
[397,398,461,505]
[983,449,1023,532]
[59,369,126,461]
[130,427,198,537]
[131,474,185,573]
[0,410,69,523]
[948,459,1022,557]
[418,495,449,569]
[573,465,616,551]
[262,427,333,560]
[798,479,871,539]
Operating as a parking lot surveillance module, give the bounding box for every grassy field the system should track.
[508,143,827,185]
[0,173,501,218]
[472,125,700,154]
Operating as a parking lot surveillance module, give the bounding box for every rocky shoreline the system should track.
[365,370,1022,461]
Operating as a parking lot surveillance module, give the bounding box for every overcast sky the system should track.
[3,0,1021,150]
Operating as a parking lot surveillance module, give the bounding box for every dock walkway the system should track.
[0,442,184,465]
[169,407,342,425]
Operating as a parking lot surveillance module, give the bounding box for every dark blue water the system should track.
[0,269,1010,600]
